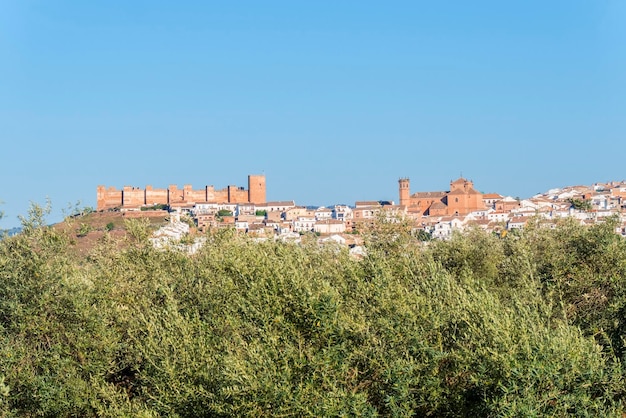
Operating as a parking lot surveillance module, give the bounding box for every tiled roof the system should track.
[411,191,447,198]
[263,201,296,206]
[355,201,381,207]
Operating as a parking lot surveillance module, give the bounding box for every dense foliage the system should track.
[1,210,626,416]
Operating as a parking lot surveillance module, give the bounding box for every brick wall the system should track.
[97,175,266,210]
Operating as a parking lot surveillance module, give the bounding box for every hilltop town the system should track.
[96,174,626,247]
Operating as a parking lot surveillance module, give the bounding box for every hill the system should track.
[53,210,170,255]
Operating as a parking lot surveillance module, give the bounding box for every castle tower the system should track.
[96,185,106,211]
[398,178,410,207]
[96,185,123,210]
[248,174,266,204]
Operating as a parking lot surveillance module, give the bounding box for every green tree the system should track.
[414,228,432,241]
[124,217,152,243]
[568,197,592,211]
[76,222,92,237]
[0,213,625,416]
[217,209,233,217]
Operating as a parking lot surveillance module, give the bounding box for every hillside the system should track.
[52,210,170,255]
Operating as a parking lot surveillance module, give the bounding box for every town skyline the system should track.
[0,173,626,230]
[2,1,625,229]
[88,174,626,244]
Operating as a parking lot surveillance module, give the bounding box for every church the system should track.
[399,177,486,216]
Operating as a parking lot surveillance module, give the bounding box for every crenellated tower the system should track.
[248,174,266,204]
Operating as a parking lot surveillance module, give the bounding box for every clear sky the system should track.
[1,1,625,229]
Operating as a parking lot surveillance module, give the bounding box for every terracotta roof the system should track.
[411,191,447,198]
[509,216,531,224]
[430,201,447,210]
[448,186,482,195]
[468,219,491,226]
[451,177,468,185]
[355,201,381,207]
[263,201,296,206]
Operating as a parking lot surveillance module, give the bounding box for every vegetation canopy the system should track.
[1,205,626,416]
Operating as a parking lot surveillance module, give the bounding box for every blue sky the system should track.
[1,1,625,229]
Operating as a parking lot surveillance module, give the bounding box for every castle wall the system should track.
[123,186,145,207]
[97,186,123,210]
[205,186,216,203]
[214,189,229,203]
[123,210,167,218]
[145,186,168,206]
[228,186,249,203]
[183,185,207,203]
[168,185,184,204]
[97,175,266,210]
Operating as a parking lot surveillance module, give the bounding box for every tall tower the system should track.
[398,178,410,207]
[96,185,106,211]
[248,174,266,204]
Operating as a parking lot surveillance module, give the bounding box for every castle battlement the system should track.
[97,174,266,211]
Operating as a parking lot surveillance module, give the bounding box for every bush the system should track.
[76,222,92,237]
[0,210,624,416]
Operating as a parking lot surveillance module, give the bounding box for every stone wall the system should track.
[96,174,266,210]
[145,186,168,206]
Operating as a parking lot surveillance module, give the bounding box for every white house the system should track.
[293,216,316,233]
[333,205,353,221]
[486,210,510,223]
[507,216,531,230]
[314,219,346,234]
[314,207,333,221]
[319,234,347,246]
[234,220,249,231]
[193,202,220,215]
[591,194,609,210]
[431,216,465,239]
[256,201,296,213]
[236,203,256,216]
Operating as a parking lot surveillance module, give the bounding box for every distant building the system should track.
[96,174,266,211]
[399,177,487,216]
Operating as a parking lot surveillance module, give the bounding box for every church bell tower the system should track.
[398,178,410,207]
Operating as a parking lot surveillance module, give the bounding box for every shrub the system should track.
[0,211,624,416]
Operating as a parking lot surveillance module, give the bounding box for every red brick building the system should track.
[399,177,486,216]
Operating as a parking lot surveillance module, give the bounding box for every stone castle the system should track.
[97,174,266,211]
